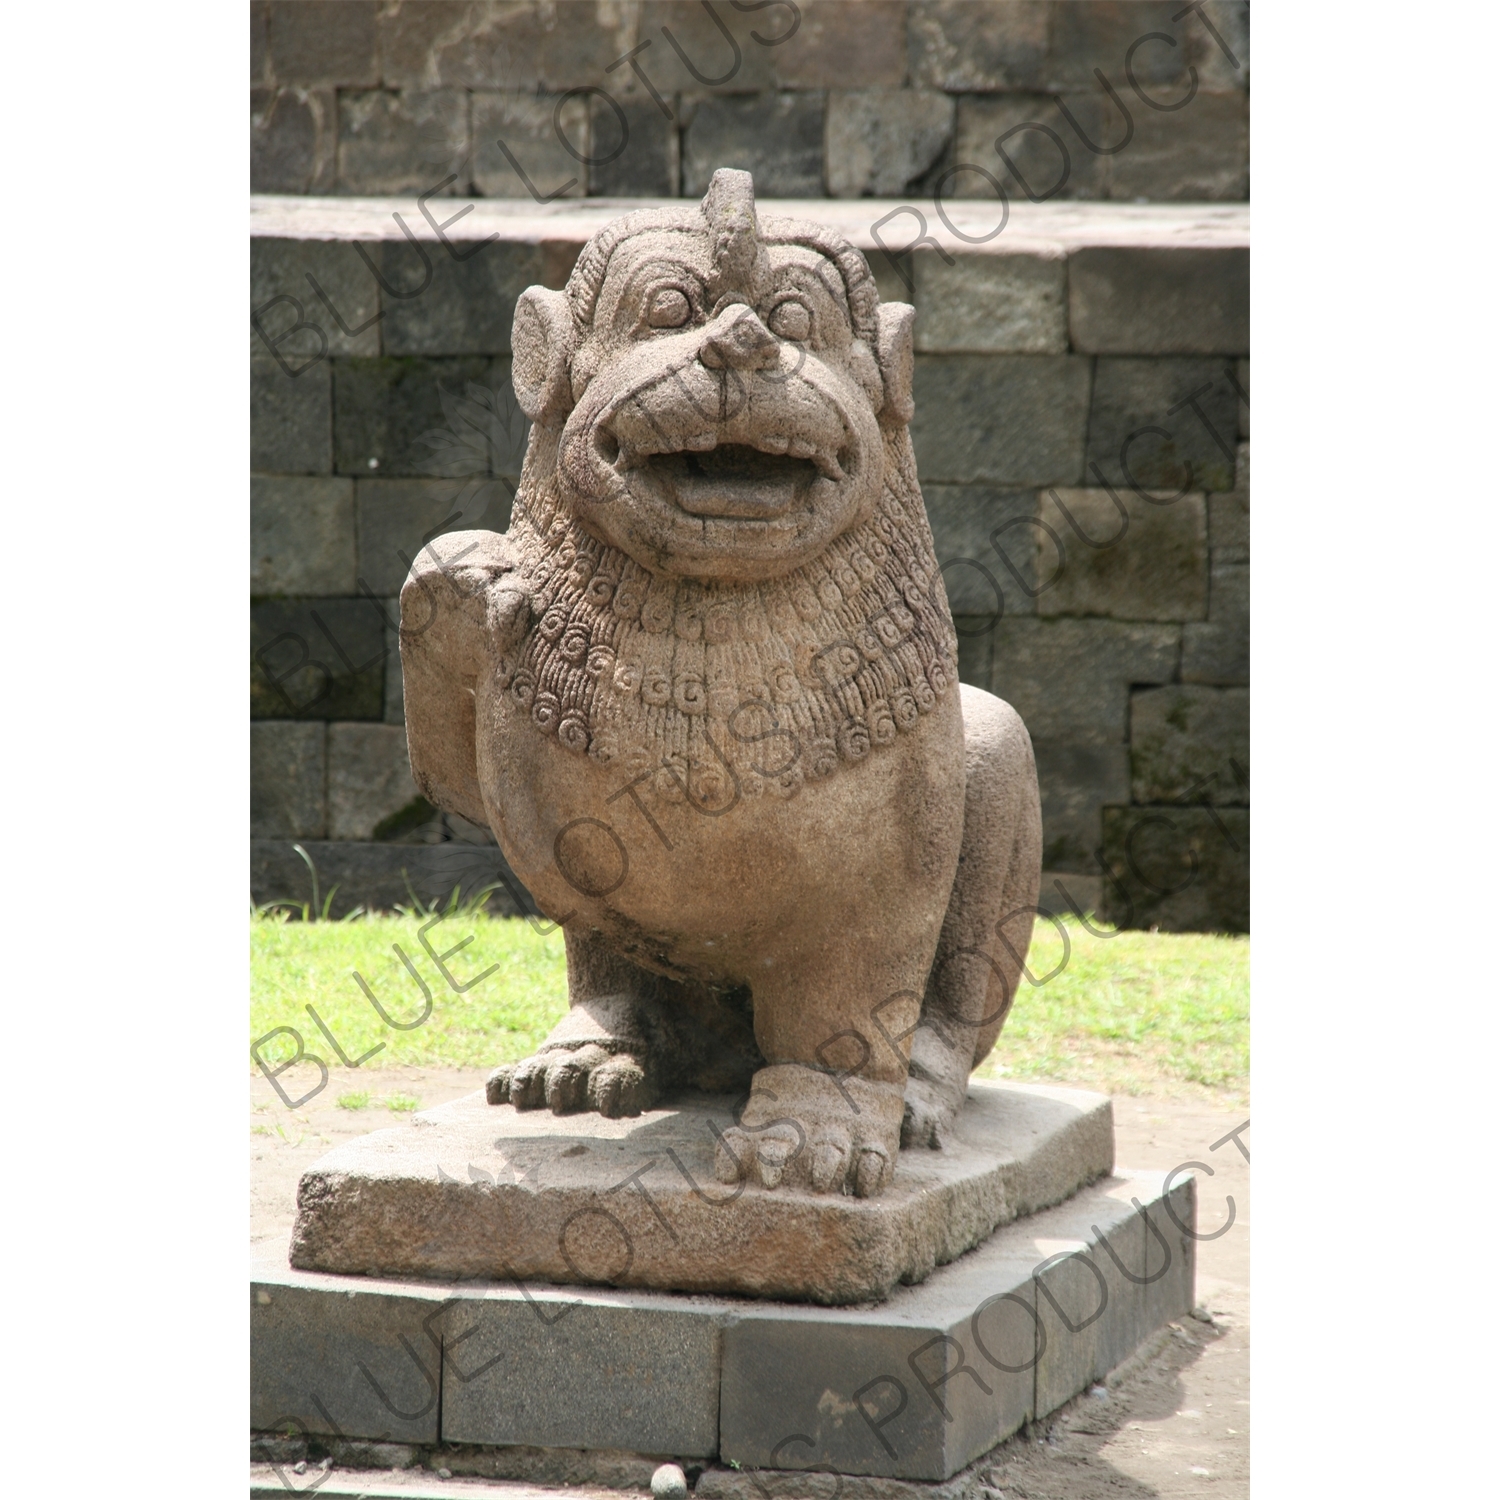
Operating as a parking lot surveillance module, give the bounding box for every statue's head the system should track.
[510,169,915,585]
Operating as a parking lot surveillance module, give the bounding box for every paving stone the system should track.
[250,839,535,919]
[827,90,954,198]
[908,1,1050,91]
[327,722,426,840]
[1070,248,1249,356]
[681,92,825,197]
[1210,443,1249,560]
[252,598,387,721]
[437,1296,723,1457]
[1035,487,1207,622]
[1044,2,1193,92]
[251,87,338,194]
[1084,358,1238,494]
[267,1,379,87]
[587,95,678,197]
[1130,686,1248,806]
[252,476,357,596]
[637,2,776,94]
[1032,1177,1148,1419]
[1106,90,1249,202]
[915,249,1066,354]
[1181,562,1247,685]
[357,477,514,597]
[252,237,380,362]
[472,90,589,200]
[333,356,503,478]
[1098,805,1248,933]
[337,89,469,196]
[989,618,1178,745]
[1032,740,1129,873]
[253,355,333,474]
[251,722,326,839]
[378,237,545,356]
[911,355,1091,487]
[922,484,1037,617]
[772,0,907,87]
[952,93,1105,201]
[250,1274,443,1444]
[379,0,635,91]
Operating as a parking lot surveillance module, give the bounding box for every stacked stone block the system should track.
[252,1,1248,204]
[251,197,1246,930]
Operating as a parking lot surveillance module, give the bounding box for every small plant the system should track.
[387,1093,421,1113]
[337,1091,370,1110]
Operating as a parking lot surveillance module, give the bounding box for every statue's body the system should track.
[401,172,1042,1200]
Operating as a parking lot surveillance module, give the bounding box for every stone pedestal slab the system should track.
[290,1082,1115,1305]
[254,1170,1195,1481]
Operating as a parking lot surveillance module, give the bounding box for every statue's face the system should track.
[553,228,890,583]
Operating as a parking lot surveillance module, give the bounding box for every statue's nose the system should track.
[698,306,781,371]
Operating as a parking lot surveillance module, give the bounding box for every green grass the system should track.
[251,911,1247,1099]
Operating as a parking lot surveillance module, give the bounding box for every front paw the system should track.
[712,1064,905,1198]
[487,1042,657,1118]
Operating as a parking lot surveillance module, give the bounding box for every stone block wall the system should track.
[251,192,1247,931]
[251,1,1248,203]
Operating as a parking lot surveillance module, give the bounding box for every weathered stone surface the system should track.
[290,1082,1113,1303]
[1130,686,1248,806]
[1084,358,1238,493]
[774,1,908,87]
[251,0,269,85]
[1211,443,1249,560]
[1181,562,1248,685]
[1032,740,1129,873]
[1098,806,1248,933]
[1035,487,1208,622]
[638,2,776,94]
[251,87,337,194]
[333,357,502,477]
[250,1275,442,1444]
[398,173,1046,1223]
[267,1,379,87]
[379,236,544,356]
[327,723,426,841]
[472,90,589,200]
[252,598,386,720]
[681,93,825,196]
[911,355,1091,485]
[915,249,1066,354]
[908,1,1050,91]
[252,356,332,474]
[953,94,1105,201]
[357,478,515,597]
[383,598,405,724]
[1045,2,1194,91]
[252,237,380,361]
[252,476,356,596]
[1107,91,1250,202]
[921,485,1037,616]
[587,96,678,198]
[438,1296,723,1456]
[1070,248,1249,356]
[989,619,1178,744]
[827,91,954,199]
[1236,357,1249,436]
[251,722,326,839]
[336,89,468,196]
[1036,870,1102,921]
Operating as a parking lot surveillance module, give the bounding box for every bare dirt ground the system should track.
[251,1071,1249,1498]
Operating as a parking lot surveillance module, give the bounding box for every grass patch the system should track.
[386,1093,421,1113]
[251,911,1247,1098]
[336,1091,369,1110]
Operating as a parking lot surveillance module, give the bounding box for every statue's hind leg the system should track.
[902,684,1043,1148]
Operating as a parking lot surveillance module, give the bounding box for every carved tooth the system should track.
[814,452,846,481]
[759,434,790,454]
[787,438,816,459]
[684,431,718,451]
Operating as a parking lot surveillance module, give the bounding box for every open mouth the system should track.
[598,432,850,521]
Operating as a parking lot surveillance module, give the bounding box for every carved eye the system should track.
[647,288,691,328]
[768,300,811,341]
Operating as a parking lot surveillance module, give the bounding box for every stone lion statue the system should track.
[400,170,1041,1200]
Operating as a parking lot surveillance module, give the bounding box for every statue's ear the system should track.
[511,287,576,426]
[875,302,915,427]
